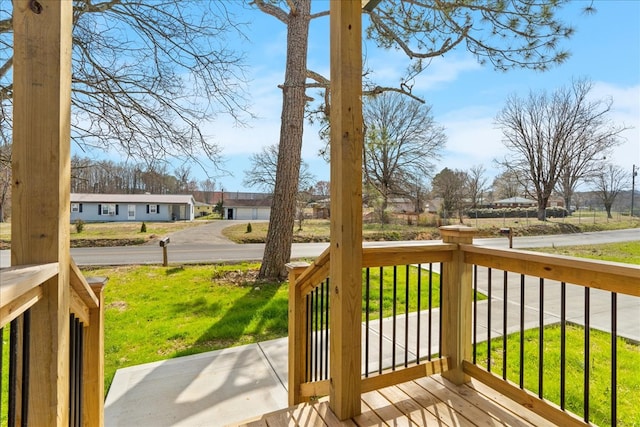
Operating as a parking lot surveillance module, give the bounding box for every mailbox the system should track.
[159,237,170,266]
[499,227,513,248]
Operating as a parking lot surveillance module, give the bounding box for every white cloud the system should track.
[590,82,640,171]
[436,106,503,174]
[365,49,481,92]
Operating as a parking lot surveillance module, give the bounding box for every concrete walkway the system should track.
[105,263,639,427]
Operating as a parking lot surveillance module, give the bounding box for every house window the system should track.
[102,204,116,215]
[150,204,157,214]
[71,203,79,212]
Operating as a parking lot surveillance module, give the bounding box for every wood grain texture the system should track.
[12,0,73,424]
[329,0,364,420]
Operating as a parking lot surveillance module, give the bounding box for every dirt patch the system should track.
[108,301,128,312]
[71,238,147,248]
[212,269,261,286]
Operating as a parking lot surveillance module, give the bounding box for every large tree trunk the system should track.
[537,197,548,221]
[605,203,613,219]
[259,1,310,280]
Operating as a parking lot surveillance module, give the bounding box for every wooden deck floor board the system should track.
[458,378,555,427]
[376,384,445,426]
[361,388,416,427]
[415,376,529,427]
[396,380,468,426]
[229,375,556,427]
[429,376,538,427]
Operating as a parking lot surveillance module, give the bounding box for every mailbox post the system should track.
[159,237,170,266]
[499,227,513,248]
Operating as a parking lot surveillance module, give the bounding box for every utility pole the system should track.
[632,164,638,217]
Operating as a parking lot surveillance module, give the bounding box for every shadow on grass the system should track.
[171,280,287,359]
[165,266,185,275]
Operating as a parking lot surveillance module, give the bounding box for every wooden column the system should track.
[12,1,73,425]
[329,0,363,420]
[286,262,310,406]
[440,226,475,385]
[84,278,108,427]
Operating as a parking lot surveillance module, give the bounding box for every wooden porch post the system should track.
[329,0,363,420]
[12,1,73,425]
[440,226,475,385]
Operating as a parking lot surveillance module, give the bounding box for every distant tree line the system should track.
[70,156,200,195]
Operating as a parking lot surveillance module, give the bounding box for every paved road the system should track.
[1,226,639,267]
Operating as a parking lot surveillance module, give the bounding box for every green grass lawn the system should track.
[93,263,444,393]
[94,263,288,393]
[531,240,640,265]
[474,325,640,426]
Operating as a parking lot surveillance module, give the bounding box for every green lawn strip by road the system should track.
[222,218,640,244]
[530,240,640,265]
[474,324,640,427]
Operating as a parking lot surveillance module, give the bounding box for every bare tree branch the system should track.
[250,0,290,24]
[496,79,626,220]
[2,0,250,172]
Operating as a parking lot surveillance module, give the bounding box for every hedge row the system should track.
[466,206,569,218]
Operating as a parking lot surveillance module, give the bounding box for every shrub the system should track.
[140,222,147,233]
[466,206,568,219]
[246,223,252,233]
[74,219,85,233]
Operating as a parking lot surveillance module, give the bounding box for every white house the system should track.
[493,197,537,208]
[223,198,272,220]
[70,193,195,222]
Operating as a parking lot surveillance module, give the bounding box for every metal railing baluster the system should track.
[560,282,566,410]
[416,264,421,364]
[404,265,410,368]
[487,268,492,372]
[539,278,544,399]
[503,271,508,380]
[519,274,525,389]
[365,268,370,377]
[584,287,590,423]
[611,292,617,427]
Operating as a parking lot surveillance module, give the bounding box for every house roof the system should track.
[494,197,536,204]
[71,193,195,204]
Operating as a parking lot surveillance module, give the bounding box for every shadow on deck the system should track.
[231,375,554,427]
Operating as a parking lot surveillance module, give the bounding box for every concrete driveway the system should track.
[164,220,266,245]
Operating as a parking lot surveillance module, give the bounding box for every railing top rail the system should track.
[362,242,456,268]
[70,258,99,309]
[295,242,456,297]
[0,262,59,309]
[1,262,59,327]
[461,244,640,297]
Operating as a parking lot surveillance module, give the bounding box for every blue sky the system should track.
[202,1,640,193]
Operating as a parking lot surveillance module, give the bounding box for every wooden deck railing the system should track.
[288,226,640,425]
[461,244,640,426]
[287,227,465,406]
[1,260,106,426]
